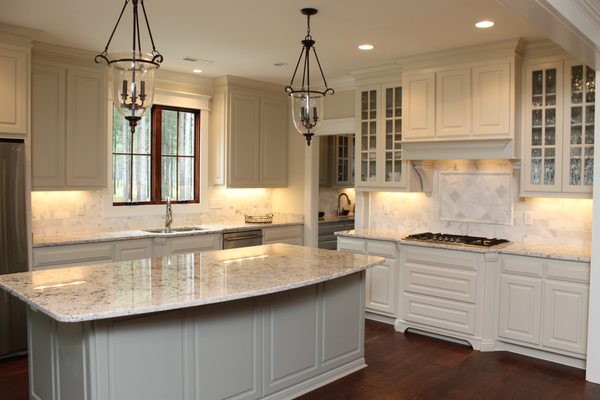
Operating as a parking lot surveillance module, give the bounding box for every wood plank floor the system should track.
[1,320,599,399]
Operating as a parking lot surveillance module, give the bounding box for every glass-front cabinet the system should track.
[334,134,354,187]
[356,83,417,190]
[523,60,595,197]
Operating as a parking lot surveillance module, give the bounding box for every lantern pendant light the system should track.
[95,0,163,134]
[285,8,334,146]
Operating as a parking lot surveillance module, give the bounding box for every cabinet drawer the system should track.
[114,239,152,262]
[263,225,303,244]
[404,263,478,303]
[170,234,221,255]
[337,237,366,254]
[33,243,113,269]
[500,254,544,277]
[366,240,396,258]
[403,292,476,335]
[545,260,590,284]
[404,245,480,271]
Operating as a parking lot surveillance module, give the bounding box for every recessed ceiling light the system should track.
[475,20,495,29]
[192,69,203,74]
[358,44,374,51]
[274,62,288,67]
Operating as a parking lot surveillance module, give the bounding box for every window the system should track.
[112,105,200,205]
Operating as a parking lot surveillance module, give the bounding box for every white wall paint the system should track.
[272,121,305,215]
[585,69,600,383]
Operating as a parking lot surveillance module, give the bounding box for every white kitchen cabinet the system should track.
[497,254,590,359]
[521,59,595,198]
[355,83,423,191]
[211,76,288,188]
[263,225,303,246]
[0,42,28,135]
[31,60,107,189]
[337,236,398,317]
[498,274,543,345]
[33,242,114,269]
[398,245,484,337]
[114,239,152,262]
[400,51,517,160]
[152,234,222,257]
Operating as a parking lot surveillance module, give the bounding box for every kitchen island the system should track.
[0,244,383,400]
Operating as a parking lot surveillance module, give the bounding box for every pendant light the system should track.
[95,0,163,134]
[285,8,334,146]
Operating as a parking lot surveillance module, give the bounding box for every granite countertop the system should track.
[335,229,591,262]
[0,244,384,323]
[33,220,304,247]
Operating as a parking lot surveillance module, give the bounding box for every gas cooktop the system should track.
[404,232,509,247]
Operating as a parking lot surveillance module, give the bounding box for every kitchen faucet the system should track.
[337,192,351,215]
[165,197,173,232]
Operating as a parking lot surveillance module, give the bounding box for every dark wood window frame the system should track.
[113,104,201,206]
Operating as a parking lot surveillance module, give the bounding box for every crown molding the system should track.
[213,75,286,95]
[0,22,37,46]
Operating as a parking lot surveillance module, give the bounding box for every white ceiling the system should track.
[0,0,543,84]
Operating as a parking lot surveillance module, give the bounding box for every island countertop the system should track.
[0,243,383,323]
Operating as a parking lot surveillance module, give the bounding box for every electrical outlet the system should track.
[523,211,533,225]
[209,199,223,209]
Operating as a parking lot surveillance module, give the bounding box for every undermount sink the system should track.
[144,227,206,234]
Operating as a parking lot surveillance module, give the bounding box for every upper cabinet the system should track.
[355,82,424,191]
[396,40,521,160]
[31,54,107,190]
[210,76,288,188]
[0,41,29,136]
[521,58,595,198]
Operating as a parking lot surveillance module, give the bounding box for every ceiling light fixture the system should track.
[285,8,334,146]
[95,0,163,134]
[192,69,203,74]
[358,44,374,50]
[475,20,495,29]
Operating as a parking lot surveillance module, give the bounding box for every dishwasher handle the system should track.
[225,234,262,241]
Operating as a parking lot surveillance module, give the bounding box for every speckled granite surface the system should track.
[33,221,304,247]
[336,229,591,262]
[0,244,383,322]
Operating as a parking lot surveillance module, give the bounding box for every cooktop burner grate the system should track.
[404,232,509,247]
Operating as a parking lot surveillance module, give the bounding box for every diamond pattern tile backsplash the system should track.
[439,172,513,225]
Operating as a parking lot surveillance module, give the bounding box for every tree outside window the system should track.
[112,105,200,205]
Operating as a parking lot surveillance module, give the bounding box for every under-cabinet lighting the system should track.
[358,44,374,50]
[34,281,87,290]
[475,20,495,29]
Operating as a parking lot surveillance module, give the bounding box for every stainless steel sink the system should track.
[143,227,206,234]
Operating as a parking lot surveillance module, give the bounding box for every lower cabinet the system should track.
[497,254,590,358]
[263,225,304,246]
[337,236,398,317]
[33,242,114,269]
[114,239,153,262]
[318,220,354,250]
[152,234,222,257]
[398,245,484,339]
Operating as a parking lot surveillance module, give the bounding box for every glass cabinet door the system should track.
[383,85,403,183]
[335,134,354,186]
[565,63,595,192]
[526,64,562,192]
[359,89,378,184]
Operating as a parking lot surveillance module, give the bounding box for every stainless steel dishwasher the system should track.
[222,230,263,249]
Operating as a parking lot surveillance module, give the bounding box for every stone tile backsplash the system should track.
[368,160,592,248]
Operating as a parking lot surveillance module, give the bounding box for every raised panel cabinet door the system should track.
[113,239,152,262]
[66,67,107,187]
[436,68,470,138]
[403,71,435,140]
[542,280,589,355]
[498,274,542,345]
[228,91,261,187]
[471,63,510,137]
[31,64,66,188]
[0,45,28,135]
[260,97,288,186]
[365,259,396,316]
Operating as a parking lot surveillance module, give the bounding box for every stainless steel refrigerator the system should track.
[0,139,28,358]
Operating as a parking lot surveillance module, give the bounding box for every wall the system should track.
[323,89,355,119]
[31,187,276,236]
[367,160,592,248]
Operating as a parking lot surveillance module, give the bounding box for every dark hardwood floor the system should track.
[1,320,599,399]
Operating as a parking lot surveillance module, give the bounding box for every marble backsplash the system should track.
[31,187,300,236]
[367,160,593,248]
[319,187,356,217]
